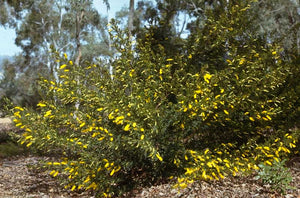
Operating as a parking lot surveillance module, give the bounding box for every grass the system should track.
[0,127,29,158]
[0,140,28,158]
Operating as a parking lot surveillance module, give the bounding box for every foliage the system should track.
[255,159,295,194]
[0,56,43,107]
[12,1,299,197]
[0,140,29,158]
[0,0,112,107]
[0,96,14,117]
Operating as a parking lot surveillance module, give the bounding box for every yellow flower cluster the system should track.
[48,157,121,193]
[175,132,298,190]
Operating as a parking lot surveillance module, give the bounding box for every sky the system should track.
[0,0,130,56]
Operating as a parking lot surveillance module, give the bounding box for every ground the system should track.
[0,118,299,198]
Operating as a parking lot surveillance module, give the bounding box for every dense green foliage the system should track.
[11,1,299,197]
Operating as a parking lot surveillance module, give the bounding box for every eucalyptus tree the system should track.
[252,0,300,54]
[128,0,135,37]
[0,0,111,106]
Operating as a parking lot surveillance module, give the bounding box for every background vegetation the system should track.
[0,0,299,197]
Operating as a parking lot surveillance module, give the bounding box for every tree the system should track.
[251,0,300,53]
[128,0,135,37]
[0,0,111,106]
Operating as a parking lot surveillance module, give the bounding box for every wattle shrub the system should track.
[13,1,299,197]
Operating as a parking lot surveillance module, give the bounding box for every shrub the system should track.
[255,159,295,194]
[13,1,299,197]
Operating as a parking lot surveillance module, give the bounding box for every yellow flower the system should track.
[166,58,173,61]
[53,171,59,177]
[15,123,22,127]
[108,112,114,120]
[49,170,56,175]
[224,110,229,115]
[265,160,272,166]
[53,162,60,165]
[204,73,212,83]
[179,183,187,188]
[234,166,238,172]
[159,69,163,74]
[219,172,225,179]
[124,124,130,131]
[156,153,163,161]
[98,137,105,141]
[37,102,46,107]
[180,123,185,129]
[64,53,68,59]
[249,117,255,121]
[202,170,207,179]
[140,134,145,140]
[204,149,209,155]
[15,106,24,111]
[60,64,67,69]
[129,69,135,77]
[195,89,202,94]
[115,116,124,124]
[263,146,270,151]
[239,58,246,65]
[71,185,76,191]
[235,74,239,80]
[44,110,52,117]
[14,111,21,118]
[110,169,115,176]
[26,142,33,147]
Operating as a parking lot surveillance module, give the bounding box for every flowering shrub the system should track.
[13,1,299,197]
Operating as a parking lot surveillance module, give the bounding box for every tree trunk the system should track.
[74,10,85,118]
[75,10,84,65]
[128,0,134,38]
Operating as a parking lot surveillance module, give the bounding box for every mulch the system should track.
[0,155,299,198]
